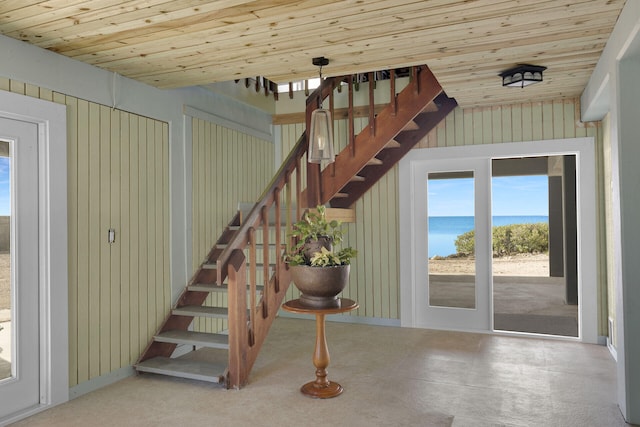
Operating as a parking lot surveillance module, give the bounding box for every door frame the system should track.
[399,138,598,343]
[0,90,68,423]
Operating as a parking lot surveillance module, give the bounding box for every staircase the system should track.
[135,65,457,388]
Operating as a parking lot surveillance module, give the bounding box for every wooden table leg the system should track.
[300,313,344,398]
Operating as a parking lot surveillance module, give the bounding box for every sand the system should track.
[0,253,8,310]
[428,253,549,276]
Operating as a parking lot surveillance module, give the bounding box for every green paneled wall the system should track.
[278,98,607,332]
[0,78,171,387]
[190,116,275,333]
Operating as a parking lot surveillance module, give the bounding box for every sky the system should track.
[428,175,549,217]
[0,157,9,216]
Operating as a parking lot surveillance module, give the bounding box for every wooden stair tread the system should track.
[366,157,383,166]
[136,357,226,384]
[155,330,229,349]
[350,175,365,182]
[401,120,419,131]
[188,283,264,293]
[216,243,285,250]
[385,139,401,149]
[173,305,228,318]
[422,102,439,113]
[202,262,275,270]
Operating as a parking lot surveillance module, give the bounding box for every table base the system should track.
[301,380,344,398]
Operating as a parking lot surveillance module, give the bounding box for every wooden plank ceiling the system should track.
[0,0,626,108]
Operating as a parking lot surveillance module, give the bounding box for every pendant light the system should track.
[308,57,335,164]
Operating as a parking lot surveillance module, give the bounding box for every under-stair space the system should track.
[136,207,285,385]
[135,65,457,388]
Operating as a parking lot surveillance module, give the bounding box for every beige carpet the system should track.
[9,318,629,427]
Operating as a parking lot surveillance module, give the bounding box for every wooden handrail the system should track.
[216,131,308,388]
[217,69,357,387]
[219,66,427,388]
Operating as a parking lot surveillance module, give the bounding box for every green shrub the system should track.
[454,222,549,256]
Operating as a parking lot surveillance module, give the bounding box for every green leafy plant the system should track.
[454,222,549,256]
[289,205,343,249]
[309,246,358,267]
[284,205,356,266]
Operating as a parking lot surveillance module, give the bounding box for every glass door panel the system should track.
[410,157,490,331]
[0,141,9,381]
[427,171,476,309]
[491,156,578,337]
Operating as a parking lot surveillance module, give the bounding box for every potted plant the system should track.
[285,205,357,308]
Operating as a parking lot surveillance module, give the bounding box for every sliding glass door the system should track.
[400,140,596,341]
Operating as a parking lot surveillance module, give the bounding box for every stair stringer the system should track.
[305,65,455,206]
[330,92,458,208]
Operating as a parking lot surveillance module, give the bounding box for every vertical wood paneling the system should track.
[109,109,121,372]
[76,99,90,383]
[65,95,79,386]
[137,118,148,353]
[88,102,101,379]
[99,105,111,376]
[157,122,168,326]
[355,196,366,316]
[146,119,157,334]
[3,77,177,387]
[162,122,171,322]
[378,174,390,317]
[277,97,603,323]
[128,116,140,362]
[190,117,275,333]
[502,107,512,143]
[119,111,131,367]
[388,168,400,319]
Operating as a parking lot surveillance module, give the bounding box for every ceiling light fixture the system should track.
[500,64,547,88]
[308,56,335,164]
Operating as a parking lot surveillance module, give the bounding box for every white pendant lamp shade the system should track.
[308,108,335,164]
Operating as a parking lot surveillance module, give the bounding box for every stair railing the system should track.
[218,130,307,388]
[218,67,427,388]
[304,67,422,207]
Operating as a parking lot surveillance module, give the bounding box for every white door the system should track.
[0,117,40,418]
[411,157,492,331]
[401,139,598,342]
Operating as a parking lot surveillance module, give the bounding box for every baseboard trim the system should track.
[69,366,136,400]
[607,339,618,361]
[0,404,49,427]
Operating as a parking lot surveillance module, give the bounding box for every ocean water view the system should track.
[428,215,549,257]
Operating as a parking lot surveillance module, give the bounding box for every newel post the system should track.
[227,249,249,389]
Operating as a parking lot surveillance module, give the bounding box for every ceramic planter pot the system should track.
[289,264,350,308]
